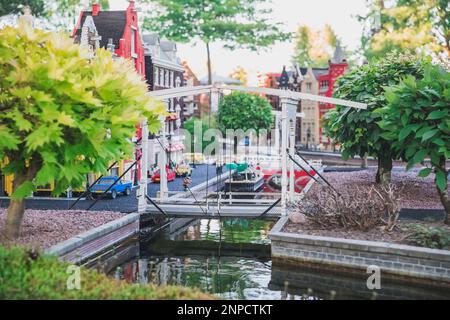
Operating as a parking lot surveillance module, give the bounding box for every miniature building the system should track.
[182,61,201,119]
[72,1,146,184]
[142,33,186,167]
[259,44,348,151]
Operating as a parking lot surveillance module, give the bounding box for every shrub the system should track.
[403,224,450,250]
[297,184,400,232]
[324,53,427,184]
[0,246,212,300]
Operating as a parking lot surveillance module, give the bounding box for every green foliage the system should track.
[324,53,427,162]
[359,0,449,61]
[142,0,289,49]
[183,115,217,152]
[292,24,341,68]
[0,0,47,17]
[379,64,449,192]
[0,246,212,299]
[403,224,450,249]
[141,0,289,84]
[217,92,273,134]
[0,23,165,198]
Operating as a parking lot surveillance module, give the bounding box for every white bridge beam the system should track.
[147,85,367,110]
[217,85,367,109]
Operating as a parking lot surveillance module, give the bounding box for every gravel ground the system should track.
[319,167,446,210]
[284,219,450,245]
[285,167,450,244]
[0,209,124,249]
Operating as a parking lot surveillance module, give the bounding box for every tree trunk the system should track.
[4,158,41,240]
[5,199,25,240]
[361,152,368,169]
[375,149,392,185]
[206,42,212,86]
[436,158,450,225]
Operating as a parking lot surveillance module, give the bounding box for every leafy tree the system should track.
[183,115,217,152]
[0,0,47,17]
[141,0,289,85]
[379,64,450,223]
[324,53,427,184]
[359,0,449,61]
[229,66,248,86]
[292,24,338,68]
[217,92,273,154]
[0,23,164,239]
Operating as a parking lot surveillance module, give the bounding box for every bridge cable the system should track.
[145,194,168,217]
[287,149,341,196]
[69,161,118,210]
[294,148,340,195]
[69,137,143,210]
[258,198,282,217]
[186,184,207,215]
[86,156,141,211]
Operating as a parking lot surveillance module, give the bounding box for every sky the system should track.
[110,0,369,84]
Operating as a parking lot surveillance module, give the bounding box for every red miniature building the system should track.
[72,1,145,77]
[317,45,348,147]
[72,1,146,184]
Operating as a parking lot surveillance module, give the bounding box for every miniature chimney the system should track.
[92,3,100,16]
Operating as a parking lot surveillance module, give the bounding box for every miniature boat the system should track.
[224,163,264,192]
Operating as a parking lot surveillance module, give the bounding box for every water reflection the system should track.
[109,218,450,300]
[111,219,302,300]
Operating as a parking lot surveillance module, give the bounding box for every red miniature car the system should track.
[151,166,176,183]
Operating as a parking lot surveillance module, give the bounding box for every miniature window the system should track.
[154,67,159,85]
[131,28,136,56]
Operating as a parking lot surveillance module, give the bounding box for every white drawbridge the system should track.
[137,85,367,218]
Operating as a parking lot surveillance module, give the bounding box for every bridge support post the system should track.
[159,112,168,202]
[280,97,299,216]
[138,121,149,214]
[289,119,296,201]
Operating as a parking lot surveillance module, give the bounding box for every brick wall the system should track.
[269,217,450,286]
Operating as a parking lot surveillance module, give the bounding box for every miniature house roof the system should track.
[331,43,345,64]
[142,33,160,46]
[199,74,243,85]
[74,10,127,49]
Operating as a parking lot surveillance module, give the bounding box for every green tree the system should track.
[142,0,289,85]
[292,24,338,68]
[183,115,217,153]
[217,92,273,154]
[0,0,47,17]
[0,23,164,239]
[324,53,427,184]
[360,0,449,61]
[379,64,450,223]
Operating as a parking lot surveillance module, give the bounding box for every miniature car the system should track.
[184,153,205,164]
[175,161,192,177]
[151,167,176,183]
[91,176,133,199]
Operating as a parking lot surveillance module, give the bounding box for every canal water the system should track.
[110,219,292,300]
[108,218,450,300]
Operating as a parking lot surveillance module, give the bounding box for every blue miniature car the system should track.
[91,176,133,199]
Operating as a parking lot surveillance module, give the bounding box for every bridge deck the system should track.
[144,203,281,219]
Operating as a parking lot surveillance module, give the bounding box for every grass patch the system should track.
[0,246,212,300]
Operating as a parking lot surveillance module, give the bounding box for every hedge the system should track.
[0,246,212,300]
